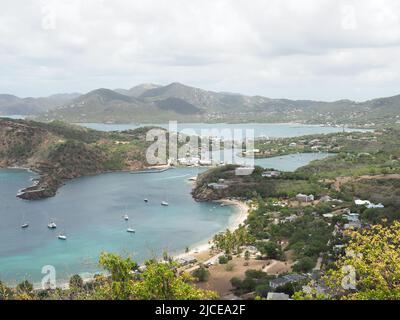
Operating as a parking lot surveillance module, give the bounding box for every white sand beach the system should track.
[174,199,250,260]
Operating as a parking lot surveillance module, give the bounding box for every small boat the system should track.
[144,198,148,203]
[58,234,67,240]
[123,214,129,221]
[161,201,169,206]
[47,222,57,229]
[21,223,29,229]
[127,227,135,233]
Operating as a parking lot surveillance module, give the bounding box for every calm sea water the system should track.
[0,152,330,286]
[78,122,369,138]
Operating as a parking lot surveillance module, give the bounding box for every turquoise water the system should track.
[0,152,331,286]
[0,168,239,286]
[78,122,369,138]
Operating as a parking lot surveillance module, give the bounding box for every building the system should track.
[262,170,281,178]
[176,256,197,266]
[344,221,362,230]
[320,195,333,202]
[267,293,290,300]
[269,274,307,289]
[207,183,228,190]
[296,193,315,202]
[355,199,384,209]
[235,167,255,176]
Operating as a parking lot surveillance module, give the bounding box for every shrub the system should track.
[192,266,210,282]
[218,255,229,264]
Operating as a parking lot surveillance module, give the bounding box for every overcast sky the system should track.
[1,0,400,101]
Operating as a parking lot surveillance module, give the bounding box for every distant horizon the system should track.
[1,81,399,104]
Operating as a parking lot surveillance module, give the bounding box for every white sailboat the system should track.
[127,226,135,233]
[21,212,29,229]
[58,233,67,240]
[47,221,57,229]
[123,214,129,221]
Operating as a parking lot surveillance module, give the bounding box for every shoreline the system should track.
[29,199,250,290]
[174,199,250,261]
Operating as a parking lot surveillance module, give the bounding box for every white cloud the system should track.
[0,0,400,101]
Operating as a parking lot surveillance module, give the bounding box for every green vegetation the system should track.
[211,225,253,255]
[192,266,210,282]
[295,222,400,300]
[0,252,218,300]
[0,118,157,200]
[230,270,275,298]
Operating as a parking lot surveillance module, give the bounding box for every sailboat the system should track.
[127,226,135,233]
[58,232,67,240]
[161,181,169,206]
[21,212,29,229]
[144,198,149,203]
[47,221,57,229]
[123,214,129,221]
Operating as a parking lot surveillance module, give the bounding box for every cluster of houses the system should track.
[177,157,213,166]
[354,199,384,209]
[261,170,281,178]
[296,193,315,203]
[208,178,229,190]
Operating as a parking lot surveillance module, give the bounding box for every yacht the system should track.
[58,233,67,240]
[47,222,57,229]
[144,198,148,203]
[21,223,29,229]
[127,227,135,233]
[123,214,129,221]
[161,201,169,206]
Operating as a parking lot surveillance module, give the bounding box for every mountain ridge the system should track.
[4,83,400,126]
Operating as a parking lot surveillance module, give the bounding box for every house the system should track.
[235,167,255,176]
[267,293,290,300]
[269,274,307,289]
[262,170,281,178]
[355,199,384,209]
[309,139,321,145]
[344,221,362,230]
[345,213,360,222]
[281,215,298,223]
[296,193,315,202]
[355,199,370,206]
[320,195,333,202]
[199,159,212,166]
[367,203,384,209]
[289,142,297,147]
[176,256,197,266]
[208,183,228,190]
[323,213,334,219]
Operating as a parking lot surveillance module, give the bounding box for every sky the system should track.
[1,0,400,101]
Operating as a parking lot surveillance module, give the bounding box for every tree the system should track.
[296,221,400,300]
[99,252,138,283]
[69,274,84,290]
[92,253,218,300]
[16,280,33,294]
[292,257,315,273]
[130,261,218,300]
[192,266,210,282]
[0,281,12,300]
[95,252,138,300]
[257,241,283,260]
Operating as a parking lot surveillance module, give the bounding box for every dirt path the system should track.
[333,174,400,191]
